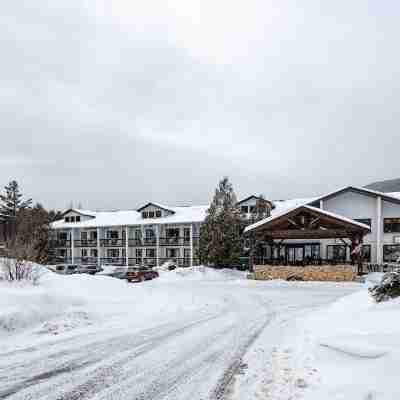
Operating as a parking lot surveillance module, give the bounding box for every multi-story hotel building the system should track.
[49,202,207,267]
[49,186,400,268]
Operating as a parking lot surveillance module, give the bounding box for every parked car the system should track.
[127,267,159,282]
[53,264,79,275]
[76,264,102,275]
[97,265,128,279]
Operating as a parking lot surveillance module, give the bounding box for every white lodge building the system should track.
[49,186,400,268]
[50,203,207,267]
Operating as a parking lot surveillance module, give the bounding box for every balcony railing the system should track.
[100,239,126,247]
[49,240,71,248]
[100,257,126,265]
[74,257,99,265]
[74,239,98,247]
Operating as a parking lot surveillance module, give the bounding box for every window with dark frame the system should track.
[148,211,155,218]
[76,216,81,222]
[142,211,148,219]
[146,248,155,258]
[326,245,347,262]
[155,210,162,218]
[107,248,119,258]
[65,217,70,222]
[384,218,400,233]
[81,249,88,257]
[383,244,400,262]
[361,245,371,262]
[241,206,249,213]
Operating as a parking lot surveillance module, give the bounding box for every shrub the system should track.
[369,271,400,303]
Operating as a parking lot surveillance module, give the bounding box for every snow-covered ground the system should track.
[1,266,394,400]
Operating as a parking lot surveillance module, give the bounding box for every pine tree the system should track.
[0,180,32,220]
[199,177,242,268]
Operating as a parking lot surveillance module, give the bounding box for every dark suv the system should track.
[127,267,159,282]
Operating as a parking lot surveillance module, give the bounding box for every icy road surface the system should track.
[0,268,359,400]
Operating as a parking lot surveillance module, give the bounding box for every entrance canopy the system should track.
[244,205,371,240]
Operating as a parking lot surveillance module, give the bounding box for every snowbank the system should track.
[293,278,400,399]
[0,266,233,341]
[158,266,246,282]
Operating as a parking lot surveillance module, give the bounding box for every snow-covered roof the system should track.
[309,186,400,205]
[61,208,98,218]
[244,204,371,233]
[51,205,208,229]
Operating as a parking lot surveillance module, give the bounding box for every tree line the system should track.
[0,180,61,279]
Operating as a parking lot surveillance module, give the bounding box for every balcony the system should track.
[74,239,97,247]
[100,239,126,247]
[49,240,71,248]
[142,237,157,246]
[100,257,126,265]
[159,237,192,246]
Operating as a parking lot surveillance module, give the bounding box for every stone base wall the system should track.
[253,264,358,282]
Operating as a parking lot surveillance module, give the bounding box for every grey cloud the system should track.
[1,1,400,210]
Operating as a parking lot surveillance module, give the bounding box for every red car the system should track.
[127,267,159,282]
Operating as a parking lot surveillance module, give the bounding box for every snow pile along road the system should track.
[245,274,400,400]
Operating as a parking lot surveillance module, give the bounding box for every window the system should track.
[184,228,190,242]
[327,245,347,262]
[142,211,148,219]
[59,232,68,240]
[146,248,155,258]
[107,249,119,258]
[81,249,88,257]
[354,218,372,227]
[241,206,249,213]
[76,216,81,222]
[81,232,87,240]
[384,218,400,233]
[167,248,178,258]
[90,249,98,258]
[145,229,155,239]
[65,217,70,222]
[135,249,142,258]
[383,245,400,262]
[155,210,162,218]
[90,231,97,240]
[361,245,371,262]
[249,206,256,213]
[107,230,119,239]
[148,211,155,218]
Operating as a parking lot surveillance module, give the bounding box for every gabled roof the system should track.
[61,208,97,218]
[308,186,400,206]
[136,202,176,214]
[51,205,208,229]
[237,195,275,208]
[244,204,371,238]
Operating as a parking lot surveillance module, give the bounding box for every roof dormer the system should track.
[137,203,175,219]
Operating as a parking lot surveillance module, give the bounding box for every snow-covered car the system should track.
[53,264,79,275]
[159,260,177,271]
[127,267,159,282]
[75,265,102,275]
[97,265,128,279]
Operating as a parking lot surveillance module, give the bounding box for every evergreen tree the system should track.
[199,177,242,268]
[0,180,32,220]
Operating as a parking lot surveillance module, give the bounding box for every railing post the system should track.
[125,226,129,267]
[156,225,160,267]
[71,228,75,264]
[190,224,193,268]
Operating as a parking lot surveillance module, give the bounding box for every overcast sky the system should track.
[1,1,400,210]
